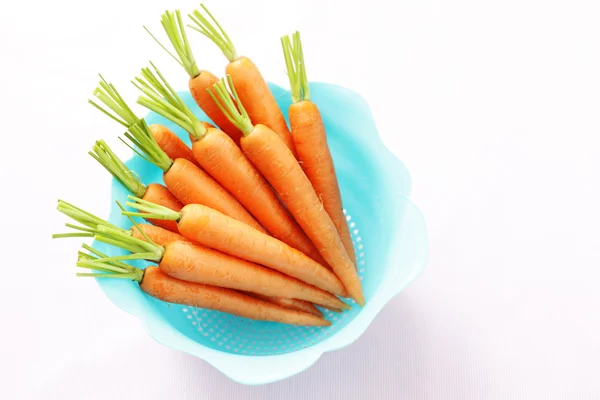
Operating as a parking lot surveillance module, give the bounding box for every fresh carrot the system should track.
[91,72,264,232]
[137,66,324,263]
[147,124,196,165]
[88,140,181,232]
[53,199,185,244]
[145,10,243,144]
[282,32,357,266]
[242,292,323,317]
[123,196,349,300]
[208,78,364,305]
[89,75,195,166]
[187,4,297,158]
[76,251,329,326]
[67,223,347,311]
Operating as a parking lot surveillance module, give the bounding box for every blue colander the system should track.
[92,82,429,385]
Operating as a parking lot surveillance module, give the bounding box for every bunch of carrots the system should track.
[54,5,363,327]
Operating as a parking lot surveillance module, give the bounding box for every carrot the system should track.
[187,4,297,158]
[148,124,196,165]
[208,78,364,305]
[242,292,323,317]
[123,196,348,300]
[282,32,357,266]
[72,223,347,310]
[91,73,264,232]
[90,75,193,166]
[143,73,324,263]
[76,252,329,326]
[145,10,243,144]
[88,140,181,232]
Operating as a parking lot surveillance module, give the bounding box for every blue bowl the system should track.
[92,82,429,385]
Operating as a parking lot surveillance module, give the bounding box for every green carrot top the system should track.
[188,4,237,63]
[133,62,207,141]
[89,75,173,172]
[281,31,310,103]
[207,76,253,136]
[145,9,200,78]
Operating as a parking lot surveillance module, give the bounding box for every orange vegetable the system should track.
[188,4,297,157]
[282,32,356,265]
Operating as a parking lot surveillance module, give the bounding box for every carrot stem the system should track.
[122,119,173,172]
[188,4,237,62]
[281,31,310,103]
[145,10,200,78]
[52,232,94,239]
[56,200,124,232]
[89,140,147,198]
[92,225,164,262]
[77,259,143,281]
[207,76,253,135]
[134,62,207,140]
[122,195,182,222]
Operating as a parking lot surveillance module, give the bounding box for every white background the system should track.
[1,0,599,398]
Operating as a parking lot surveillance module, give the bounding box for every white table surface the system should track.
[1,0,599,398]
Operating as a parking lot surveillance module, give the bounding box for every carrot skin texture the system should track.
[176,204,348,300]
[191,128,324,262]
[245,293,324,317]
[140,267,330,326]
[289,101,357,265]
[163,158,265,233]
[141,183,182,233]
[158,241,345,310]
[131,224,186,245]
[189,71,243,145]
[226,56,297,157]
[241,124,364,305]
[148,124,197,167]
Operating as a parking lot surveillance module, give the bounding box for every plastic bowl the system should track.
[92,82,429,385]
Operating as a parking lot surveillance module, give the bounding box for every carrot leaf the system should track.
[122,195,182,222]
[92,225,164,262]
[281,31,310,102]
[89,140,147,198]
[122,119,174,173]
[207,75,253,135]
[188,4,237,62]
[77,259,143,282]
[56,199,125,233]
[145,10,200,78]
[134,62,207,140]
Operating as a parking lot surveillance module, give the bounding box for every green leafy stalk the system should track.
[89,75,173,172]
[93,225,164,263]
[90,139,147,197]
[89,75,139,127]
[76,257,143,281]
[78,244,137,275]
[123,195,182,222]
[55,200,125,233]
[207,75,253,135]
[145,10,200,78]
[134,62,207,140]
[188,4,237,62]
[281,31,310,102]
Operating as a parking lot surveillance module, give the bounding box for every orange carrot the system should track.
[130,223,186,244]
[208,78,364,305]
[81,224,347,310]
[282,32,357,265]
[87,140,182,233]
[77,259,328,326]
[123,197,348,300]
[188,5,297,157]
[145,10,243,144]
[243,292,323,317]
[148,124,197,166]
